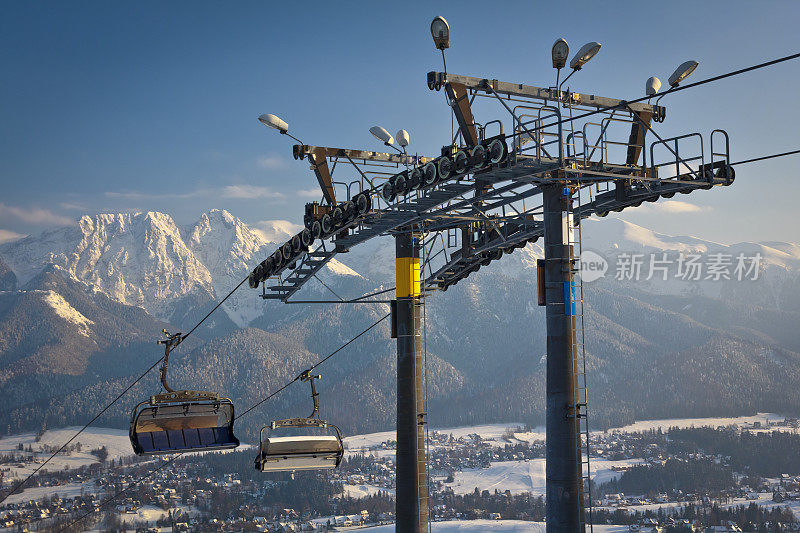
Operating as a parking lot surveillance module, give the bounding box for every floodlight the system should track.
[646,76,662,96]
[430,16,450,50]
[369,126,394,146]
[569,42,602,70]
[258,114,289,133]
[396,129,410,148]
[668,60,699,88]
[552,39,569,69]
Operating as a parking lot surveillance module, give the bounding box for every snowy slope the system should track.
[444,458,642,496]
[0,427,132,482]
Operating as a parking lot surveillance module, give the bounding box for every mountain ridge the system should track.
[2,210,800,436]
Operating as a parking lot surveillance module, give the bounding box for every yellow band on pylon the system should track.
[395,257,421,298]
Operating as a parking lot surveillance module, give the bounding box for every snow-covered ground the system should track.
[345,413,789,456]
[2,413,779,481]
[341,484,395,498]
[720,492,800,519]
[360,520,629,532]
[1,481,99,506]
[597,492,800,520]
[0,427,132,481]
[443,458,643,496]
[344,423,539,454]
[115,504,199,525]
[0,414,793,512]
[600,412,788,434]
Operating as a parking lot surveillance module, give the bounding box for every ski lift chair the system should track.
[255,371,344,476]
[129,330,240,455]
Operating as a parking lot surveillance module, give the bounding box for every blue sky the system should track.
[1,0,798,245]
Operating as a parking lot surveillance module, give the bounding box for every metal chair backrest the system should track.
[130,398,240,455]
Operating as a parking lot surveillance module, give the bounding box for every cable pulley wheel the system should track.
[355,193,371,214]
[321,214,333,235]
[260,257,273,280]
[471,145,488,170]
[248,270,260,289]
[311,220,323,239]
[342,201,356,223]
[422,162,437,186]
[488,139,506,164]
[394,174,408,196]
[437,156,452,181]
[331,206,344,227]
[408,168,423,190]
[381,181,395,202]
[281,242,293,262]
[453,151,469,174]
[301,228,313,247]
[717,165,735,184]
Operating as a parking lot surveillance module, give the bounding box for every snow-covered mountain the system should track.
[578,218,800,310]
[2,210,800,330]
[0,209,360,328]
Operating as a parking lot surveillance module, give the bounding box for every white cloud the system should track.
[251,220,304,242]
[256,154,290,170]
[105,189,207,200]
[59,202,88,212]
[221,185,285,200]
[634,200,707,214]
[297,188,321,199]
[105,185,285,202]
[0,229,26,244]
[0,203,74,227]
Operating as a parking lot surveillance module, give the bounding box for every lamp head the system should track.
[396,129,410,148]
[668,60,699,88]
[369,126,394,146]
[258,114,289,134]
[551,38,569,69]
[646,76,662,96]
[569,41,602,70]
[430,16,450,50]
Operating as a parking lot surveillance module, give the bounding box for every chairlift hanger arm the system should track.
[299,370,321,419]
[155,330,183,393]
[304,146,337,205]
[428,72,665,120]
[444,82,480,146]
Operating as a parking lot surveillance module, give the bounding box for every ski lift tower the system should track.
[250,17,734,533]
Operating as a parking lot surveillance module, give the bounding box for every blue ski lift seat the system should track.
[130,396,239,455]
[129,331,240,456]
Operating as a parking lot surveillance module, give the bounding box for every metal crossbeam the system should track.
[427,71,665,118]
[295,144,434,166]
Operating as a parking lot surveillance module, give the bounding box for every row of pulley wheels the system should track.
[439,236,536,291]
[248,191,372,288]
[596,164,734,218]
[381,137,507,203]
